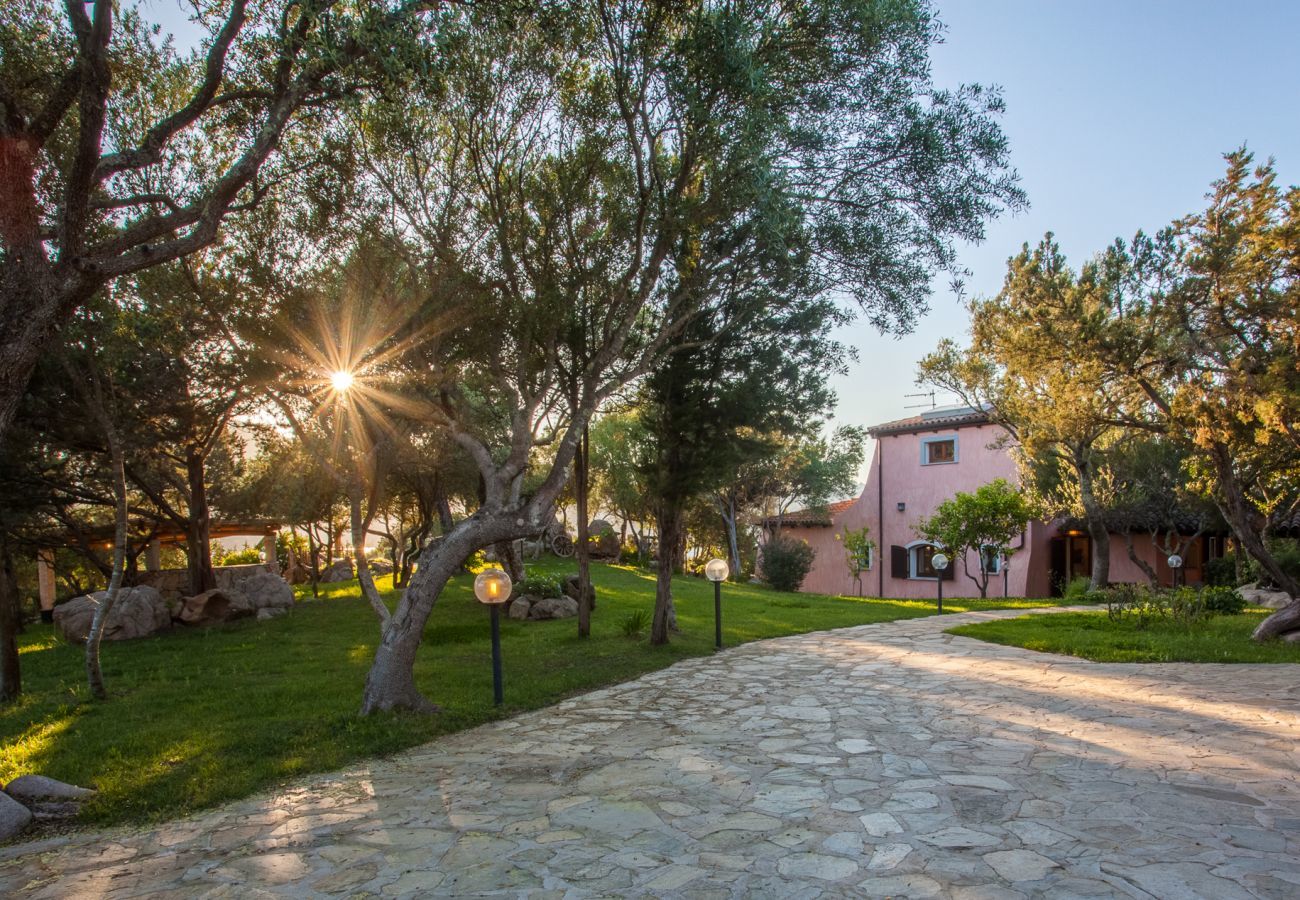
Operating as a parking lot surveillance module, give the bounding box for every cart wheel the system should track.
[551,534,575,558]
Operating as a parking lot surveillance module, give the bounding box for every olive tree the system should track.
[340,0,1022,712]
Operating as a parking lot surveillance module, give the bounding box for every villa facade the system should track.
[774,407,1224,600]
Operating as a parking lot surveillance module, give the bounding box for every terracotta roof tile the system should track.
[868,406,991,437]
[770,498,856,527]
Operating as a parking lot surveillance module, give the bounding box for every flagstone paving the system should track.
[3,606,1299,898]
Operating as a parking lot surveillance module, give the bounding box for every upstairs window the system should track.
[921,436,958,465]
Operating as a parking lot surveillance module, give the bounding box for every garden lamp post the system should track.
[1167,553,1184,589]
[932,552,949,613]
[473,568,513,706]
[1003,553,1010,599]
[704,558,730,649]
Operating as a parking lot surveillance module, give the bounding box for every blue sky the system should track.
[833,0,1300,435]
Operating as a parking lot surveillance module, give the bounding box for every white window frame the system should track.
[906,540,940,580]
[980,545,1002,575]
[920,434,959,466]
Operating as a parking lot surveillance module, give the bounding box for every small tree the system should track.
[761,536,816,592]
[918,480,1032,598]
[837,525,875,597]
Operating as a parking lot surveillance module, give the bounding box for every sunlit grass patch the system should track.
[2,562,1056,827]
[947,608,1300,664]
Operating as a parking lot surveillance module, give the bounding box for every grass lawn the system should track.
[947,607,1300,663]
[1,561,1055,827]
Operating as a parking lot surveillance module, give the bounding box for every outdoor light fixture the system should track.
[330,369,355,393]
[896,502,906,512]
[473,568,513,705]
[1002,553,1011,599]
[1167,553,1184,589]
[931,552,949,613]
[704,558,730,650]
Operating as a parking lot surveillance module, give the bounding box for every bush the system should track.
[1200,585,1247,616]
[1062,576,1092,602]
[761,537,816,592]
[1104,583,1246,629]
[517,575,563,599]
[213,543,262,566]
[1203,554,1240,587]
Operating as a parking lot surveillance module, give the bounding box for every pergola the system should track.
[35,520,282,618]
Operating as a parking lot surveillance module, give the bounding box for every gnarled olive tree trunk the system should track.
[1205,448,1300,641]
[1074,448,1110,590]
[359,508,531,713]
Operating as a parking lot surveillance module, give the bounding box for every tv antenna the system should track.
[904,391,937,410]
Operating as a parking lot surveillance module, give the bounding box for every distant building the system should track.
[768,407,1226,599]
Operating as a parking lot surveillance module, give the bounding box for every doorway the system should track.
[1049,532,1092,596]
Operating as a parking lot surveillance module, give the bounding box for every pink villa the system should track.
[773,407,1227,599]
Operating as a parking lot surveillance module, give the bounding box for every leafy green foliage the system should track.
[211,544,263,567]
[761,536,817,592]
[1062,576,1095,603]
[917,479,1033,597]
[517,575,563,600]
[1101,583,1246,628]
[837,524,875,586]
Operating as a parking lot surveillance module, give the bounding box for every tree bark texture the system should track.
[1203,448,1300,640]
[185,450,217,595]
[0,534,22,702]
[1123,531,1159,586]
[1074,450,1111,590]
[360,509,531,714]
[651,501,684,646]
[86,423,129,700]
[575,425,592,638]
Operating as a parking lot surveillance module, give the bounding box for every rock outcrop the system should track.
[0,791,32,842]
[53,586,171,643]
[1,775,97,837]
[176,589,254,627]
[562,575,596,611]
[237,571,294,612]
[320,560,355,583]
[528,595,580,620]
[1240,583,1293,610]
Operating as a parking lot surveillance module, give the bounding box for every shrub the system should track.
[1200,585,1246,616]
[1062,576,1092,602]
[517,575,563,599]
[1104,583,1245,629]
[1203,554,1240,587]
[213,544,262,566]
[761,537,816,592]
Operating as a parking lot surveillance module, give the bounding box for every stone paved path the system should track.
[2,607,1299,898]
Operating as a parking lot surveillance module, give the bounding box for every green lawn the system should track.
[948,608,1300,663]
[1,561,1055,827]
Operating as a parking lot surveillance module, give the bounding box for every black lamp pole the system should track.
[490,604,504,706]
[714,579,723,650]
